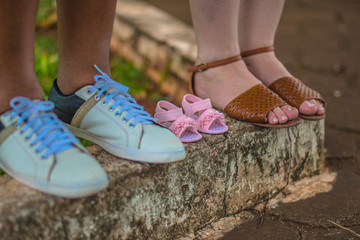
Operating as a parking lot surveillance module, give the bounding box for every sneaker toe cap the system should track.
[140,124,184,152]
[50,148,108,188]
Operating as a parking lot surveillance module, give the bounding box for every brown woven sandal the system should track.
[241,46,326,120]
[187,55,302,128]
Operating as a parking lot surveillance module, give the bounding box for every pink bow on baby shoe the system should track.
[182,94,228,134]
[154,101,202,143]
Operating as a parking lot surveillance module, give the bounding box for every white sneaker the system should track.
[49,65,186,163]
[0,97,108,198]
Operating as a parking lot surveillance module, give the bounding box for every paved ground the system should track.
[146,0,360,239]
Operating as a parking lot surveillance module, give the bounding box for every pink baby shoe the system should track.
[155,101,202,143]
[182,94,228,134]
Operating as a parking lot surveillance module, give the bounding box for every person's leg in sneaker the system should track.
[0,0,108,197]
[0,0,43,113]
[50,0,185,163]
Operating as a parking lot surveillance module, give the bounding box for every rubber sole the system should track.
[0,160,108,198]
[66,124,186,164]
[299,113,325,120]
[253,117,303,128]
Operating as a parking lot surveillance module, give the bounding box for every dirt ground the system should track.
[146,0,360,239]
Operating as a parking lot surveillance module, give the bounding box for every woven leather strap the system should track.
[187,55,242,72]
[241,46,274,58]
[224,84,287,123]
[268,77,325,109]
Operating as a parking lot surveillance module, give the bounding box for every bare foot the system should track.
[193,60,298,125]
[243,52,325,116]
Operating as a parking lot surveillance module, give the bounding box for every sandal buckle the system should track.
[197,63,208,72]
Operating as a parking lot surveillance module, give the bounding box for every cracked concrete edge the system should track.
[177,170,337,240]
[0,118,324,239]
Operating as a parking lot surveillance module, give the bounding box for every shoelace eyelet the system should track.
[115,112,121,117]
[129,124,135,128]
[94,95,101,101]
[87,90,92,95]
[10,97,78,158]
[92,65,156,125]
[102,101,108,106]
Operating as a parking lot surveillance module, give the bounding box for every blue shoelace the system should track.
[5,97,80,159]
[89,65,156,126]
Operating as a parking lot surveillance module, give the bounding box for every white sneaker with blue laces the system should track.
[0,97,109,198]
[49,65,186,163]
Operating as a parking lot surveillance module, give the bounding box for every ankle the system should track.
[57,63,111,95]
[57,71,97,95]
[242,52,292,86]
[240,41,274,53]
[0,80,43,113]
[192,60,260,110]
[197,47,240,64]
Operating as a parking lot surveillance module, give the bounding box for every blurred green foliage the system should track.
[35,36,59,98]
[110,56,149,97]
[36,0,56,25]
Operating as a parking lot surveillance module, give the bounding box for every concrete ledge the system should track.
[0,118,324,239]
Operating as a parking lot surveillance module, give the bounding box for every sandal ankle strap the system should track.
[241,46,274,58]
[187,54,242,73]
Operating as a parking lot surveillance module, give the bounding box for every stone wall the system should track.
[0,119,324,239]
[111,0,196,104]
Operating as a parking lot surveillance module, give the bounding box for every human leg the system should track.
[239,0,325,116]
[188,0,298,125]
[50,0,185,162]
[0,0,43,113]
[56,0,117,95]
[0,0,108,197]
